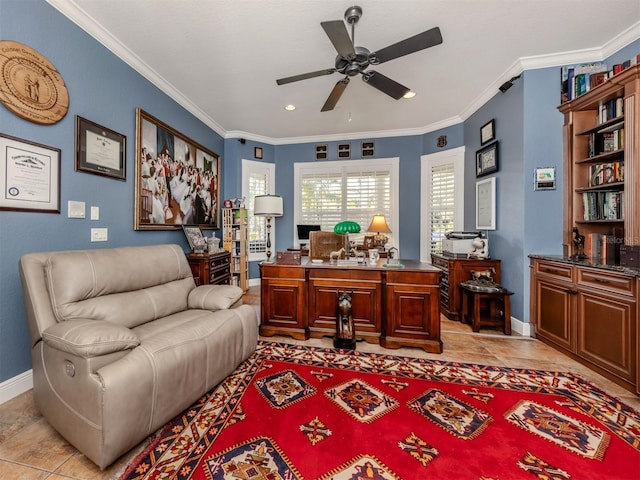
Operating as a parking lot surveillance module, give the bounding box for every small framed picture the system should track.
[534,167,556,190]
[315,144,328,160]
[363,235,375,249]
[182,225,205,250]
[76,115,126,181]
[338,143,351,159]
[362,141,375,157]
[254,146,263,159]
[480,119,495,145]
[476,141,499,177]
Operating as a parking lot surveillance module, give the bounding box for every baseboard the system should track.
[0,369,33,405]
[510,317,532,337]
[248,278,261,287]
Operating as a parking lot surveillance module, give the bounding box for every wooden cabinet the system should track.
[187,251,230,286]
[382,270,441,352]
[558,65,640,255]
[259,260,442,353]
[222,207,248,292]
[431,254,501,320]
[530,257,637,393]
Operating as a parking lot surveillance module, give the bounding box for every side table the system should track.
[460,283,513,335]
[187,251,231,286]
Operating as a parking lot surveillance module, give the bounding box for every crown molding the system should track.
[46,1,640,146]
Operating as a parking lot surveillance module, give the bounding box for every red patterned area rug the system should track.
[119,341,639,480]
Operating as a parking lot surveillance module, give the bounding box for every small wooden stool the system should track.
[460,284,513,335]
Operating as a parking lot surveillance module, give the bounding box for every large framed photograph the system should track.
[75,115,126,181]
[0,133,60,213]
[476,141,499,177]
[134,108,221,230]
[476,176,496,230]
[480,119,495,145]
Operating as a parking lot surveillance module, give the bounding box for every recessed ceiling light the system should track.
[284,104,296,111]
[403,91,416,99]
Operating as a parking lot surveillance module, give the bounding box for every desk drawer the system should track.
[534,260,574,282]
[577,268,635,296]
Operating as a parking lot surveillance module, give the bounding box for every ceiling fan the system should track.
[276,5,443,112]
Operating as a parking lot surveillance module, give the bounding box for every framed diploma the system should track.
[75,115,126,181]
[476,176,496,230]
[0,133,61,213]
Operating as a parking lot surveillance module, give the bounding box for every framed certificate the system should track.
[0,133,61,213]
[75,115,126,181]
[476,177,496,230]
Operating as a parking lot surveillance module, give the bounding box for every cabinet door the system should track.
[533,277,575,352]
[260,278,308,340]
[382,283,441,352]
[308,279,382,342]
[577,290,636,382]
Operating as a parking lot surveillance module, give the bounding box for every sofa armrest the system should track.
[188,284,243,311]
[42,319,140,358]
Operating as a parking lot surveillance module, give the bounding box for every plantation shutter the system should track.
[429,162,455,254]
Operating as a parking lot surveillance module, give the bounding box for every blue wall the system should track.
[1,0,638,389]
[0,0,225,384]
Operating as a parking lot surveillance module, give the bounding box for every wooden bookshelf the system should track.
[558,64,640,255]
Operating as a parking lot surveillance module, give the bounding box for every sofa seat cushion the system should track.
[44,245,195,328]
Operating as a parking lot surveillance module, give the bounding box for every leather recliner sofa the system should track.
[19,244,258,469]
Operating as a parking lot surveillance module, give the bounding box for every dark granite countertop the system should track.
[529,254,640,277]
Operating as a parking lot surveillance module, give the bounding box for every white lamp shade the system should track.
[254,194,283,217]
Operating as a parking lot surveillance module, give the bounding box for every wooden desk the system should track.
[259,259,442,353]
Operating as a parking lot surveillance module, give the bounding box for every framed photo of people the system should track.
[134,108,221,230]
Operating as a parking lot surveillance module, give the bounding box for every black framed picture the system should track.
[480,119,495,145]
[76,115,126,181]
[476,141,499,177]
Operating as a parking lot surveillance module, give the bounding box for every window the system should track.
[242,159,275,261]
[294,158,399,246]
[420,147,465,261]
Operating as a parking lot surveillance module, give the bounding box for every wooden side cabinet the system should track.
[259,263,308,340]
[431,254,501,320]
[187,251,230,286]
[382,270,441,353]
[530,257,637,393]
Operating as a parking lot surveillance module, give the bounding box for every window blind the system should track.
[428,162,455,253]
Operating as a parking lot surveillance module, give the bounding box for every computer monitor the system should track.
[297,224,321,242]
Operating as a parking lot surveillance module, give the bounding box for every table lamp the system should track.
[253,194,283,263]
[367,214,391,248]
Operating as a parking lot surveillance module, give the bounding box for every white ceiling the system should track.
[49,0,640,144]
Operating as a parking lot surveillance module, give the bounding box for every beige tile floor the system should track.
[1,287,638,479]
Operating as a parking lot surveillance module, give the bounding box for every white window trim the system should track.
[294,157,400,248]
[242,159,276,262]
[420,146,465,262]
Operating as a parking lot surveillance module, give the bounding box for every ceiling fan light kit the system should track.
[276,5,442,112]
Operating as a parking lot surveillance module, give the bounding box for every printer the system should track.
[442,231,488,258]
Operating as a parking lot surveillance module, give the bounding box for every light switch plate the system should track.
[90,206,99,220]
[90,228,108,242]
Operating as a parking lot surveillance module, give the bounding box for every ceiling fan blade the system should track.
[321,77,350,112]
[321,20,356,58]
[362,71,409,100]
[370,26,443,64]
[276,68,336,85]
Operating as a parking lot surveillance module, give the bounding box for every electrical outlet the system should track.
[90,206,99,220]
[90,228,108,242]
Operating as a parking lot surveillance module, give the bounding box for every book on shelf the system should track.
[560,62,607,103]
[588,129,624,157]
[585,228,624,263]
[598,96,624,123]
[582,191,623,221]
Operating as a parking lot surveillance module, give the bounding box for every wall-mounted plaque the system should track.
[0,40,69,125]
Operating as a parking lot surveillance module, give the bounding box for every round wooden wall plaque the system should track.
[0,40,69,124]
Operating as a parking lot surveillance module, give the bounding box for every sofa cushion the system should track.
[187,285,243,311]
[45,245,195,328]
[42,319,140,357]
